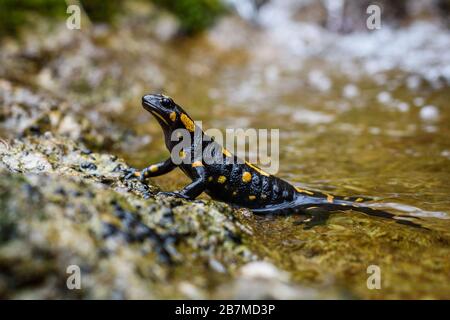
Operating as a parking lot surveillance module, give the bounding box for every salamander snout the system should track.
[142,94,174,111]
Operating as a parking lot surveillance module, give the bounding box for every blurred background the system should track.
[0,0,450,299]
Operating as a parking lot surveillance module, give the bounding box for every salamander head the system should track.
[142,94,196,135]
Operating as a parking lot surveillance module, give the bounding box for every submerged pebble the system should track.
[396,101,410,112]
[342,84,359,99]
[377,91,392,104]
[413,97,425,107]
[420,105,440,122]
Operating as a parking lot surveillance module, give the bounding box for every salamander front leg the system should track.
[126,158,176,181]
[159,166,206,200]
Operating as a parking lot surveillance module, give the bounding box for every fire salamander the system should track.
[127,94,423,229]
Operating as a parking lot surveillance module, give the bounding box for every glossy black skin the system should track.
[138,94,307,209]
[131,94,424,228]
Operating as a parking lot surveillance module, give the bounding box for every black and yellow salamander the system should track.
[126,93,423,229]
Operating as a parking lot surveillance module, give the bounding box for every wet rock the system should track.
[0,134,256,298]
[0,79,114,149]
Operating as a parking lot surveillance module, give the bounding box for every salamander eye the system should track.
[161,97,172,108]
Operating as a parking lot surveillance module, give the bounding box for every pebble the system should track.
[342,84,359,98]
[413,97,425,107]
[396,102,410,112]
[377,91,392,104]
[240,261,288,281]
[406,75,421,90]
[209,259,226,273]
[308,70,332,92]
[420,105,439,122]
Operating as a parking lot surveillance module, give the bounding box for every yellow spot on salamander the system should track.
[149,165,158,172]
[217,176,227,184]
[208,176,213,182]
[232,191,237,196]
[222,148,232,157]
[133,171,141,177]
[180,113,195,132]
[249,195,256,200]
[326,194,334,203]
[169,112,177,122]
[295,187,314,195]
[355,197,364,202]
[242,171,252,183]
[245,161,270,177]
[179,150,186,159]
[192,161,203,167]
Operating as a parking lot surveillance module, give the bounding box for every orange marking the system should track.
[192,161,203,167]
[295,187,314,196]
[180,113,195,132]
[169,112,177,122]
[222,148,232,157]
[326,194,334,203]
[217,176,227,184]
[245,161,270,177]
[242,171,252,183]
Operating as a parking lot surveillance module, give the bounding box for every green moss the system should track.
[151,0,227,35]
[79,0,123,23]
[0,0,226,38]
[0,0,65,36]
[0,0,122,37]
